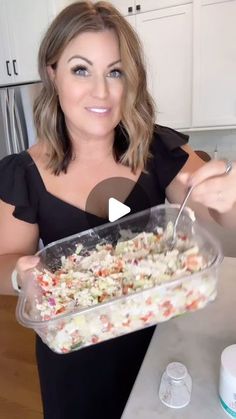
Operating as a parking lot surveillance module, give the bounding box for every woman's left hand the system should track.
[179,159,236,213]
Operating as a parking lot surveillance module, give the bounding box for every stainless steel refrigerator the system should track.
[0,82,42,159]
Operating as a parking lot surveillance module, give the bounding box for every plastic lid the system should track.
[221,344,236,378]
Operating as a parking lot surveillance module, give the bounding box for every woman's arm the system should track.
[0,200,39,295]
[166,144,236,228]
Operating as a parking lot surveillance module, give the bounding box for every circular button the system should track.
[85,176,151,237]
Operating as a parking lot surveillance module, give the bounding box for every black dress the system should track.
[0,125,188,419]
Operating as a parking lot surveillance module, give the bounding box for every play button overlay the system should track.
[85,176,151,238]
[108,198,130,222]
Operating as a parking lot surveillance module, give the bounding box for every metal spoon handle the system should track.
[172,185,195,242]
[171,159,232,245]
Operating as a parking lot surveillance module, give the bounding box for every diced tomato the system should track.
[163,308,174,318]
[186,297,203,311]
[42,315,52,321]
[106,322,113,332]
[61,347,70,354]
[115,260,124,272]
[161,300,172,308]
[100,314,109,324]
[52,277,60,286]
[95,268,110,277]
[36,274,43,283]
[92,335,99,344]
[38,277,49,287]
[146,296,152,305]
[185,255,202,271]
[160,300,174,318]
[140,311,154,322]
[122,319,131,327]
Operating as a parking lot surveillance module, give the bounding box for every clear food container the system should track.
[16,204,223,354]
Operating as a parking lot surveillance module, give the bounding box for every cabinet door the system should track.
[106,0,192,14]
[0,0,13,85]
[6,0,49,84]
[136,0,192,14]
[106,0,135,16]
[136,4,192,129]
[193,0,236,127]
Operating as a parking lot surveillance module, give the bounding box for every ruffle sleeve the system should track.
[0,153,38,223]
[149,125,189,190]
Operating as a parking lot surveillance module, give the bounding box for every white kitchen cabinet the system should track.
[107,0,193,128]
[108,0,236,129]
[136,4,193,129]
[0,1,11,86]
[0,0,49,86]
[105,1,192,128]
[109,0,192,15]
[193,0,236,127]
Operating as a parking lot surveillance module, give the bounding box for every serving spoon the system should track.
[168,185,195,250]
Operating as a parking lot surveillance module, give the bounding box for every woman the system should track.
[0,2,235,418]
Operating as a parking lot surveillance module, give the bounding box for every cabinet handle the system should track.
[13,59,18,76]
[136,4,141,11]
[6,60,11,76]
[128,6,133,13]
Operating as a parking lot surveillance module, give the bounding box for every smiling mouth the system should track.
[86,107,110,114]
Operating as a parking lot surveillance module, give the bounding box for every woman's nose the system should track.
[91,76,109,99]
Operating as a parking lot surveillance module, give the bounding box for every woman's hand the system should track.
[179,159,236,213]
[15,255,40,291]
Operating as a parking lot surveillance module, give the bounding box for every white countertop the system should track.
[122,257,236,419]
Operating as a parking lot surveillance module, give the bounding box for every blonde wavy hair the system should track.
[34,1,156,174]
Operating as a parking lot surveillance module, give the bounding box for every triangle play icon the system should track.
[108,197,131,222]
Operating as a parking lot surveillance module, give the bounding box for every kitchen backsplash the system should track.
[182,129,236,160]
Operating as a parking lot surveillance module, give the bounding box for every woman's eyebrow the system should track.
[107,59,121,68]
[67,55,121,68]
[67,55,92,65]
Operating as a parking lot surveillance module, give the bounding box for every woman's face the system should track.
[50,30,124,141]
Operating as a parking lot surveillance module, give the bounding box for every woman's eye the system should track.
[108,69,123,78]
[71,66,89,76]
